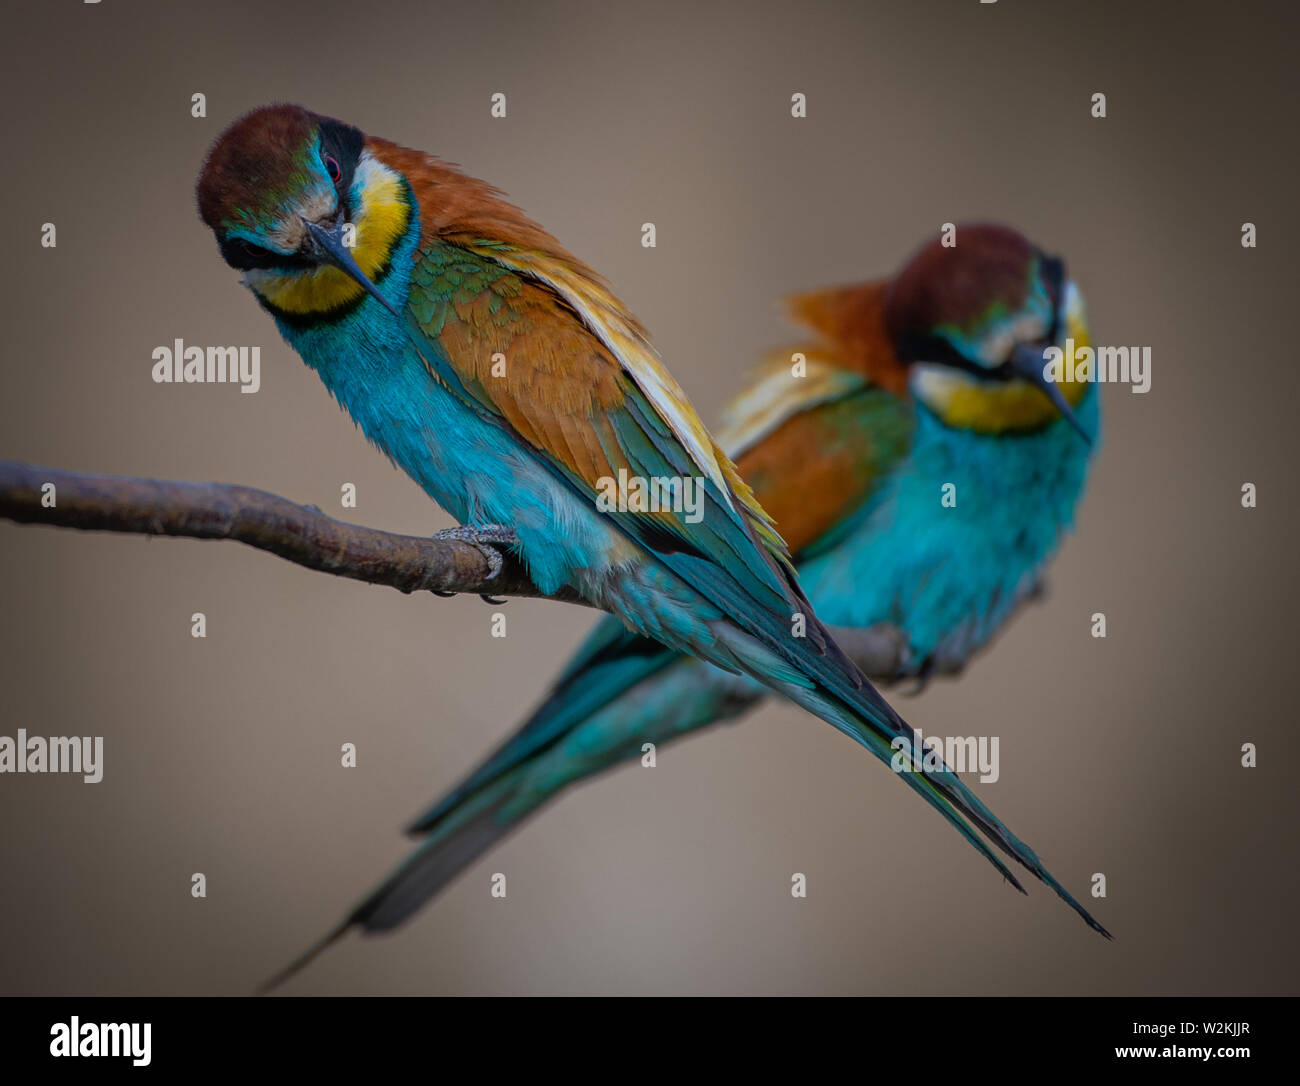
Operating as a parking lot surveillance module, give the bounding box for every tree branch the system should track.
[0,459,932,678]
[0,460,584,605]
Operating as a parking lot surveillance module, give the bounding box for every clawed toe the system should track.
[431,524,520,582]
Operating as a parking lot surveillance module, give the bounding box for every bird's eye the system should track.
[324,155,342,184]
[241,241,265,258]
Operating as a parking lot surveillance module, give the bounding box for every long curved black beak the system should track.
[1007,343,1093,446]
[301,219,401,319]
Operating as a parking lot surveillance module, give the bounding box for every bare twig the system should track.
[0,459,938,677]
[0,460,584,605]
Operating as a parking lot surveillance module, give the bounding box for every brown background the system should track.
[1,0,1296,995]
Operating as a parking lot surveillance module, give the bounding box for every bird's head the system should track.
[885,223,1093,443]
[196,105,411,317]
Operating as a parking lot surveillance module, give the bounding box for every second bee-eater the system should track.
[195,107,1107,980]
[279,225,1103,980]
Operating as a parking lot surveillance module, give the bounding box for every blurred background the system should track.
[0,0,1296,995]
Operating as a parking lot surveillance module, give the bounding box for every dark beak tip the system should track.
[300,218,401,320]
[1008,342,1093,447]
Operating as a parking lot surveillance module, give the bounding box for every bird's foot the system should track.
[432,524,519,601]
[900,654,935,696]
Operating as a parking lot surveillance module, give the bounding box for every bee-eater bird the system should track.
[281,225,1104,981]
[195,107,1107,981]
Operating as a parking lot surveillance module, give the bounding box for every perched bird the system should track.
[195,107,1106,982]
[309,225,1103,971]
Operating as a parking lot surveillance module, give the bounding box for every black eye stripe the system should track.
[318,119,364,197]
[1038,253,1066,343]
[217,235,312,272]
[895,331,977,372]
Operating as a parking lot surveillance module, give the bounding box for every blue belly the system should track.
[798,385,1100,668]
[267,227,624,598]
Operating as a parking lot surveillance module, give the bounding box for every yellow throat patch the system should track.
[910,283,1092,434]
[244,154,410,315]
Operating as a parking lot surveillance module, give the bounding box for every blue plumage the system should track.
[191,106,1109,985]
